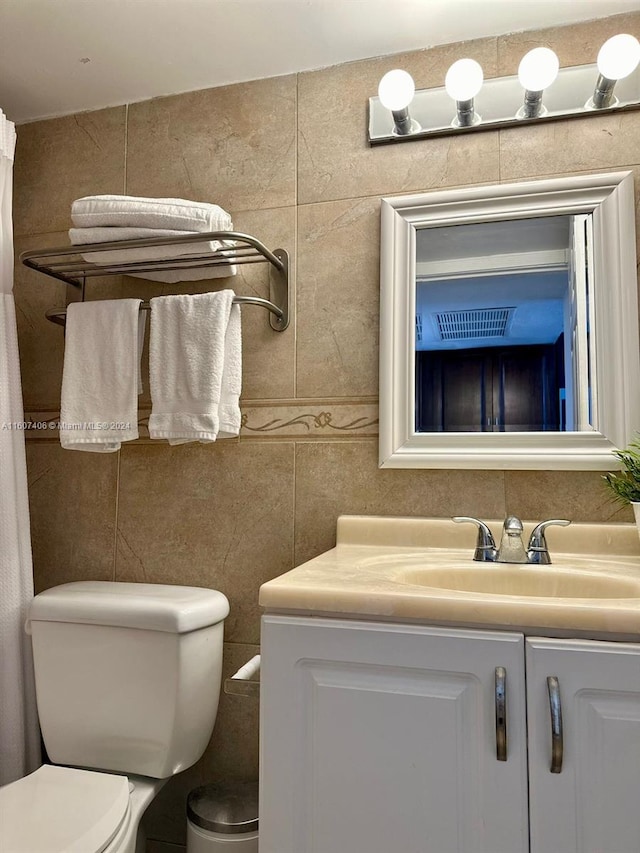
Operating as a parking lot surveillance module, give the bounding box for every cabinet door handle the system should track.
[495,666,507,761]
[546,676,563,773]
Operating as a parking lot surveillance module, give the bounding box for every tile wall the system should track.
[13,12,639,848]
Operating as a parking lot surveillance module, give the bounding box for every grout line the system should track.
[293,188,298,397]
[123,103,129,193]
[294,72,299,209]
[292,441,297,569]
[293,72,299,399]
[112,450,121,581]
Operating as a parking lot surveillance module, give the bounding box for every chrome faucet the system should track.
[453,516,570,564]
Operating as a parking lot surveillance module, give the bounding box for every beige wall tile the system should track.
[504,471,634,524]
[115,442,295,643]
[126,76,296,212]
[298,39,500,205]
[14,233,68,409]
[230,207,295,399]
[296,197,380,397]
[499,110,640,182]
[26,442,118,592]
[13,107,126,237]
[294,440,506,565]
[497,11,640,75]
[143,642,259,847]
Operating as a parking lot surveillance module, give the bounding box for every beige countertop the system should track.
[259,516,640,636]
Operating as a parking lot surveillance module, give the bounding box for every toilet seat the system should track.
[0,764,130,853]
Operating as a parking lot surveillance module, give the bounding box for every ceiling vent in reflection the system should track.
[416,314,423,342]
[435,307,514,341]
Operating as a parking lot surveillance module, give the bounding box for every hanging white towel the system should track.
[60,299,145,452]
[218,303,242,438]
[148,291,242,444]
[71,195,232,232]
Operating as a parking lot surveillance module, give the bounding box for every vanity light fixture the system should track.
[368,33,640,145]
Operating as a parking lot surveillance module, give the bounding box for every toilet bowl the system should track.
[0,582,230,853]
[0,765,163,853]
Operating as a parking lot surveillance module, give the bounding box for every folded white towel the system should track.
[60,300,145,452]
[68,225,238,282]
[128,264,237,284]
[68,227,234,262]
[148,291,242,444]
[71,195,232,232]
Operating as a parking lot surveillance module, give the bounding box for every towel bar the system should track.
[20,231,290,332]
[45,294,283,327]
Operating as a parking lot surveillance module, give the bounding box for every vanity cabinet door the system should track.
[526,637,640,853]
[260,615,529,853]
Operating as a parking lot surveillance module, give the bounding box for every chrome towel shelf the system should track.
[20,231,290,332]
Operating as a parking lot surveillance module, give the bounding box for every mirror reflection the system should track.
[414,215,594,434]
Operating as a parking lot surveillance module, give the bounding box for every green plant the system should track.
[603,437,640,505]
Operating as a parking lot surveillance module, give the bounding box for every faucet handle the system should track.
[453,517,497,562]
[527,519,571,564]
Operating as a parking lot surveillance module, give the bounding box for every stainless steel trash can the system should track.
[186,781,258,852]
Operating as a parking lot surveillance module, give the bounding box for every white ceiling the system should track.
[416,216,571,262]
[415,272,567,350]
[1,0,639,123]
[415,216,571,349]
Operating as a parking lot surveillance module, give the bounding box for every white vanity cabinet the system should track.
[260,615,530,853]
[260,615,640,853]
[526,637,640,853]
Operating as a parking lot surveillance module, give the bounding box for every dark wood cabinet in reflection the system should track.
[416,342,563,432]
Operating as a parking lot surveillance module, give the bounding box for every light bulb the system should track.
[378,70,415,111]
[518,47,559,91]
[597,33,640,80]
[445,59,484,102]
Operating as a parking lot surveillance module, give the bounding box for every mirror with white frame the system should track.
[379,172,640,469]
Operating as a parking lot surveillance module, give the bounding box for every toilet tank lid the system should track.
[29,582,230,634]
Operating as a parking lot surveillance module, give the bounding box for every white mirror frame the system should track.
[379,171,640,470]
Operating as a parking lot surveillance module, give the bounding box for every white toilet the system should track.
[0,581,230,853]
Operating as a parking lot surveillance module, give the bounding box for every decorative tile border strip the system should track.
[23,400,379,442]
[239,401,378,438]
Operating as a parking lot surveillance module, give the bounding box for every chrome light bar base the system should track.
[368,62,640,145]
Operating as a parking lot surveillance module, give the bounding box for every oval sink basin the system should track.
[400,566,640,599]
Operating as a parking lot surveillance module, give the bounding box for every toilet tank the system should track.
[28,581,230,779]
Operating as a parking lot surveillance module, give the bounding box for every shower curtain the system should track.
[0,109,40,785]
